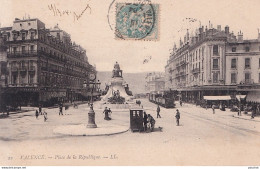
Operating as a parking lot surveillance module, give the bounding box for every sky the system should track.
[0,0,260,73]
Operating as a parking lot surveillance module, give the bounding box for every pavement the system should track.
[1,99,260,166]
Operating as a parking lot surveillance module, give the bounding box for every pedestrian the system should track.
[103,107,110,120]
[180,100,183,106]
[147,114,155,132]
[35,110,39,119]
[43,111,48,122]
[39,105,42,115]
[157,105,161,118]
[212,105,215,114]
[143,111,148,131]
[175,109,180,126]
[59,103,63,115]
[108,108,112,119]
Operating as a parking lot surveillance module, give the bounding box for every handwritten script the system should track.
[48,4,91,22]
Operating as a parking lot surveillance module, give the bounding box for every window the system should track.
[213,45,219,55]
[259,58,260,68]
[259,73,260,83]
[213,59,218,69]
[20,24,22,27]
[30,45,34,51]
[29,74,34,84]
[13,47,17,53]
[22,33,26,40]
[245,58,250,69]
[28,23,31,26]
[245,73,251,83]
[245,47,250,52]
[213,73,218,83]
[232,47,236,52]
[3,35,7,41]
[22,46,26,53]
[231,73,237,84]
[231,58,236,69]
[13,34,17,41]
[31,32,35,39]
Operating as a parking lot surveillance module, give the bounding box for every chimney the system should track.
[258,28,260,41]
[238,30,243,42]
[186,29,189,41]
[225,25,229,34]
[179,38,183,47]
[217,25,221,32]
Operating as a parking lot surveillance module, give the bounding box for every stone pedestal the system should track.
[87,104,97,128]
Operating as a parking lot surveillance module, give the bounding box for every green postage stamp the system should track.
[115,3,159,41]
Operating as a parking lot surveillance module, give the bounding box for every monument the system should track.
[102,62,133,103]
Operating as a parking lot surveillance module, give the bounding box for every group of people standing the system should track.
[35,105,47,122]
[103,107,112,120]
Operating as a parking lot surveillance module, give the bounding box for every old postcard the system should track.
[0,0,260,167]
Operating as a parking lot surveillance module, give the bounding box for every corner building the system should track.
[0,18,96,106]
[165,25,260,103]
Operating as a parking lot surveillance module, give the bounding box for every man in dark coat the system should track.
[157,105,161,118]
[175,109,180,126]
[143,111,148,131]
[35,110,39,119]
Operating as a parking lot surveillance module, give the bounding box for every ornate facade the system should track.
[0,18,96,106]
[165,25,260,103]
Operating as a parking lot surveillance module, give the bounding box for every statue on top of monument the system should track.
[112,61,122,78]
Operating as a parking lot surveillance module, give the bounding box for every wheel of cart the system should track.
[130,109,144,132]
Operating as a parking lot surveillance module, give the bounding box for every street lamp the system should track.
[83,74,101,128]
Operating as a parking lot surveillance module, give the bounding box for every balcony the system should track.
[239,79,254,85]
[20,66,27,72]
[191,68,200,74]
[11,67,18,72]
[29,66,36,71]
[212,66,219,70]
[7,50,38,58]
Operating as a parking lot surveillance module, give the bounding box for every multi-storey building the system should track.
[145,72,165,94]
[0,18,96,107]
[165,24,260,103]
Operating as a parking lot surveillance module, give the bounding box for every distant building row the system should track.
[165,25,260,103]
[0,18,96,107]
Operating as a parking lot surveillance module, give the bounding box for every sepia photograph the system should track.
[0,0,260,167]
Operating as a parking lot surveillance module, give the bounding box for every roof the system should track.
[203,96,231,101]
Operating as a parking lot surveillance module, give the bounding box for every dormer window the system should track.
[232,47,236,52]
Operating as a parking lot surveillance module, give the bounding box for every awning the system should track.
[203,96,231,101]
[236,95,246,100]
[246,92,260,103]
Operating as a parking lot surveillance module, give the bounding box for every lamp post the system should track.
[83,78,101,128]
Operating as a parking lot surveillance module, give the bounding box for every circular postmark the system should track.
[116,3,155,40]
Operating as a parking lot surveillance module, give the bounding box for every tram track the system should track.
[182,109,260,137]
